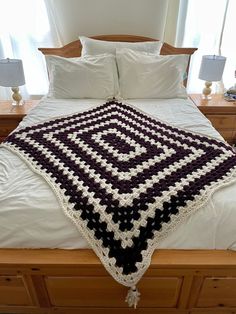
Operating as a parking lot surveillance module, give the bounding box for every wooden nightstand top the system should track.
[0,100,39,118]
[189,94,236,114]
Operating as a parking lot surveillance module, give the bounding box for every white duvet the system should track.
[0,97,236,250]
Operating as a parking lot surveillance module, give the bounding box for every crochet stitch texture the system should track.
[2,100,236,288]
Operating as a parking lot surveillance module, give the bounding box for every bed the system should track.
[0,35,236,314]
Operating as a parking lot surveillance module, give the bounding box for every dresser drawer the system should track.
[190,94,236,146]
[45,275,182,308]
[0,118,21,136]
[217,130,234,144]
[0,275,33,306]
[196,277,236,308]
[206,115,236,130]
[0,101,38,142]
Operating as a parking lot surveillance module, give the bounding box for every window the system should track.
[182,0,236,93]
[0,0,60,98]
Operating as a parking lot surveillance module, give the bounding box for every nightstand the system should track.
[189,94,236,145]
[0,100,39,143]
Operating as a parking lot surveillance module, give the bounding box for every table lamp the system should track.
[0,58,25,106]
[199,55,226,100]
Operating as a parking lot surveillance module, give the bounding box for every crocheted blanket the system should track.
[2,100,236,304]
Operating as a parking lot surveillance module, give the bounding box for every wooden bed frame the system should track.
[1,35,236,314]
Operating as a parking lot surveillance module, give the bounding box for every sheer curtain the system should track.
[0,0,61,99]
[181,0,236,93]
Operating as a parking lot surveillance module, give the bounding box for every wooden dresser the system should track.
[190,94,236,145]
[0,100,39,143]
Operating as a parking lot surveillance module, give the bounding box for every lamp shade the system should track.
[0,58,25,87]
[199,55,226,82]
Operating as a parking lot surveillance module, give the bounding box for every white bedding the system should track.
[0,97,236,250]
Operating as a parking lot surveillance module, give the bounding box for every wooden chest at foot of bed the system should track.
[1,249,236,314]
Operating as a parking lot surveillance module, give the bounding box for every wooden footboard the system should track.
[0,249,236,314]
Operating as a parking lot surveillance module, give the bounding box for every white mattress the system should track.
[0,97,236,250]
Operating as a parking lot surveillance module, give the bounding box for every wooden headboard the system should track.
[39,34,197,86]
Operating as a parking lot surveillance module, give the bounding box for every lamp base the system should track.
[12,100,24,106]
[201,94,212,100]
[11,87,24,106]
[202,81,212,100]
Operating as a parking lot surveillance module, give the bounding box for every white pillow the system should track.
[46,54,119,99]
[116,48,189,99]
[45,55,81,76]
[79,36,163,57]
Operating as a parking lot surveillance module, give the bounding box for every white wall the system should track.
[48,0,169,45]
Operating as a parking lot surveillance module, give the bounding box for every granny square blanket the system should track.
[2,100,236,291]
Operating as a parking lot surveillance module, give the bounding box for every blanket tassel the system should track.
[125,285,140,309]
